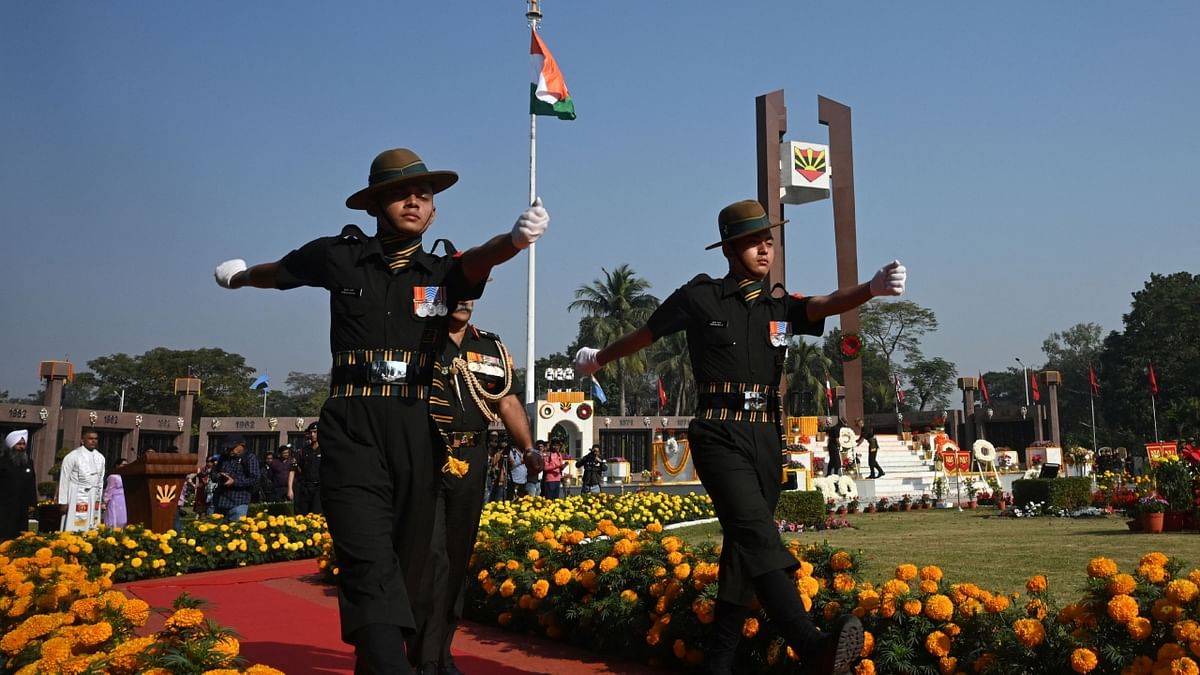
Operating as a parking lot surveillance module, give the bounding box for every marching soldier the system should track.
[574,199,905,675]
[289,421,322,514]
[213,148,549,674]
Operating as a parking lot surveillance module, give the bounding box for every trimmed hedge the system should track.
[776,491,827,526]
[1012,477,1093,510]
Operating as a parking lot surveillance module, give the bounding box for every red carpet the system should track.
[120,561,666,675]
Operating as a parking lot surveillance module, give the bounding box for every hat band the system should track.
[369,161,430,186]
[720,214,771,241]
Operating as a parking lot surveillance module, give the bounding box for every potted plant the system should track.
[826,498,837,515]
[997,491,1009,512]
[900,494,913,511]
[876,496,891,512]
[864,500,877,514]
[1139,494,1169,533]
[1151,457,1192,531]
[848,498,860,514]
[964,480,978,509]
[919,493,931,509]
[932,476,949,508]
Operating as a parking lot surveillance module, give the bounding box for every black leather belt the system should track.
[697,391,781,413]
[331,362,426,387]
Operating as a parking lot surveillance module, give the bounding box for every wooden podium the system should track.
[117,453,197,533]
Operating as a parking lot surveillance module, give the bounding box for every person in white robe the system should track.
[58,430,106,532]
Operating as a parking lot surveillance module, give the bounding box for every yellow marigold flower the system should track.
[854,659,875,675]
[881,579,910,598]
[798,560,814,578]
[861,630,875,657]
[903,599,922,616]
[673,563,691,581]
[895,563,918,581]
[122,598,150,625]
[985,595,1010,613]
[1013,618,1046,648]
[925,630,951,657]
[1142,552,1170,568]
[798,576,819,598]
[620,589,638,604]
[579,559,596,572]
[532,579,550,599]
[661,536,681,553]
[499,579,516,598]
[1127,616,1152,640]
[553,568,571,587]
[944,622,961,637]
[646,522,663,533]
[1070,647,1098,673]
[1026,575,1048,593]
[924,594,953,622]
[505,559,520,571]
[833,574,856,593]
[600,557,620,573]
[831,551,853,571]
[1087,557,1119,579]
[1169,580,1200,605]
[920,565,943,582]
[1108,573,1137,596]
[166,607,206,630]
[1140,563,1168,584]
[919,580,939,594]
[1107,594,1140,624]
[526,549,540,562]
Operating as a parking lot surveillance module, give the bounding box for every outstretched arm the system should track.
[459,198,550,286]
[575,326,654,375]
[805,260,906,322]
[217,261,282,289]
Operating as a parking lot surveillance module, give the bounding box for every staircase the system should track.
[846,434,937,502]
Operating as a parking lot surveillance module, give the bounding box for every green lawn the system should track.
[672,509,1200,599]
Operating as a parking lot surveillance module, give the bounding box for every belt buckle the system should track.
[369,360,409,384]
[743,391,767,412]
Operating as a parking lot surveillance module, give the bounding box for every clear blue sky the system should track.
[3,1,1197,399]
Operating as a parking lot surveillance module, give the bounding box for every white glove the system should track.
[870,260,906,296]
[574,347,601,376]
[511,197,549,250]
[214,259,247,289]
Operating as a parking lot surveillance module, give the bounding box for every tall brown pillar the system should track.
[819,97,864,424]
[957,377,978,453]
[835,386,847,421]
[175,377,201,454]
[35,361,73,483]
[1044,371,1063,448]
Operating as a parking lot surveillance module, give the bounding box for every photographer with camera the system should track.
[212,436,261,521]
[579,444,606,495]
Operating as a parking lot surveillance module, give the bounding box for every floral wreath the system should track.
[577,403,593,420]
[839,332,862,360]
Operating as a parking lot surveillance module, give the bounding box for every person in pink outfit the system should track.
[541,439,566,499]
[102,458,129,528]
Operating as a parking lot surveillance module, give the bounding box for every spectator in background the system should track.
[0,430,37,542]
[213,436,260,520]
[542,439,566,499]
[268,445,294,502]
[488,440,509,502]
[580,444,606,495]
[506,442,527,500]
[290,422,322,515]
[522,443,544,497]
[102,458,129,528]
[58,430,106,532]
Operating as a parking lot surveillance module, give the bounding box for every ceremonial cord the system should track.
[439,335,514,477]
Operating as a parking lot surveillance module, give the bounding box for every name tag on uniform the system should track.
[708,320,727,327]
[413,286,448,317]
[769,321,792,347]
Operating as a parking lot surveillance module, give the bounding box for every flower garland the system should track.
[839,332,863,360]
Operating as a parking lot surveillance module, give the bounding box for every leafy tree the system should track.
[80,348,259,418]
[902,356,958,411]
[268,372,331,417]
[821,328,895,414]
[1099,272,1200,446]
[569,264,659,415]
[857,300,938,374]
[1040,323,1105,448]
[978,368,1028,412]
[650,332,694,416]
[786,338,834,416]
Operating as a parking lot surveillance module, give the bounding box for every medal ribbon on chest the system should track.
[413,286,448,317]
[769,321,792,347]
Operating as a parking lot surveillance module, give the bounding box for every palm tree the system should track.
[786,338,835,416]
[651,332,694,416]
[569,264,659,415]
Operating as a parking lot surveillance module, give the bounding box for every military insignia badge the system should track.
[769,321,791,347]
[793,146,827,183]
[413,286,448,317]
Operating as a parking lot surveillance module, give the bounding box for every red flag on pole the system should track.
[894,373,905,404]
[657,377,668,409]
[1149,361,1159,396]
[1031,370,1041,403]
[1089,366,1100,397]
[978,372,990,404]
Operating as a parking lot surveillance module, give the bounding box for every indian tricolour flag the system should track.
[530,30,576,120]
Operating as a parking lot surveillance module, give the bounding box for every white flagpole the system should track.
[525,4,541,406]
[1089,394,1097,452]
[1152,395,1160,442]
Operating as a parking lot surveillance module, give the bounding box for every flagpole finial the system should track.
[526,0,542,28]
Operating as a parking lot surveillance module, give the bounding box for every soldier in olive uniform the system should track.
[575,200,905,675]
[289,421,322,514]
[214,148,549,674]
[410,299,534,675]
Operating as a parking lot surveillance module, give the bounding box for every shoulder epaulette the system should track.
[338,224,368,241]
[472,325,502,342]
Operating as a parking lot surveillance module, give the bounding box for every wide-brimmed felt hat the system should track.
[346,148,459,211]
[705,199,789,250]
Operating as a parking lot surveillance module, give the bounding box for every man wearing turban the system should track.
[1,430,38,541]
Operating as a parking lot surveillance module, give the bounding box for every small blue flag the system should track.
[591,376,607,404]
[250,373,270,391]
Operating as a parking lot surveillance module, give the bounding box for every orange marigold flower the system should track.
[974,653,996,672]
[499,579,516,598]
[166,607,206,630]
[553,568,571,587]
[497,611,512,626]
[895,564,918,581]
[1070,647,1098,673]
[213,636,240,658]
[673,563,691,581]
[1177,621,1200,643]
[526,549,540,562]
[903,599,922,616]
[830,551,853,571]
[1013,618,1046,648]
[943,622,961,637]
[855,659,875,675]
[919,580,939,594]
[1159,642,1187,662]
[1154,599,1185,623]
[1026,575,1048,593]
[924,594,954,622]
[532,579,550,599]
[1087,557,1119,579]
[742,617,759,638]
[938,656,957,675]
[881,579,910,598]
[985,595,1010,613]
[920,565,944,582]
[834,574,856,593]
[861,630,875,657]
[1140,563,1169,584]
[925,630,951,657]
[858,589,882,612]
[122,598,150,625]
[1108,573,1137,596]
[620,589,638,604]
[1142,552,1170,568]
[1107,594,1140,624]
[1127,616,1152,640]
[673,639,687,659]
[1169,580,1200,605]
[1170,657,1200,675]
[599,557,619,573]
